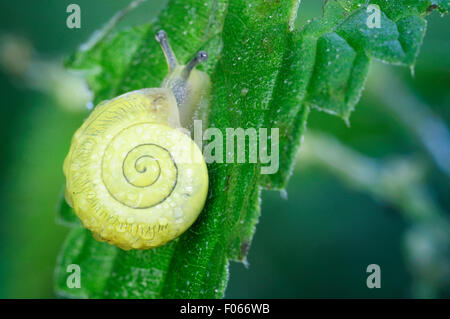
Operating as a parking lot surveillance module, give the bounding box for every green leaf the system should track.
[56,0,446,298]
[434,0,450,13]
[55,227,118,298]
[299,0,435,118]
[371,0,449,19]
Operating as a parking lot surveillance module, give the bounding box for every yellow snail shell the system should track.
[63,30,210,250]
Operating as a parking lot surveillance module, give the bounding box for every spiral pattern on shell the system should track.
[63,89,208,250]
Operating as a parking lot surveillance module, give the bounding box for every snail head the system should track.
[155,30,211,121]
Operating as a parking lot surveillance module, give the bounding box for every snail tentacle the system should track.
[155,29,178,71]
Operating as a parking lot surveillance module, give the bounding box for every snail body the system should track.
[64,31,209,250]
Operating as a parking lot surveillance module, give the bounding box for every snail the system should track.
[63,30,210,250]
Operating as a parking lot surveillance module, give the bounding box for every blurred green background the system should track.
[0,0,448,298]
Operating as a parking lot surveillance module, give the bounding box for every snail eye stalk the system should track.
[155,30,178,71]
[182,51,208,80]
